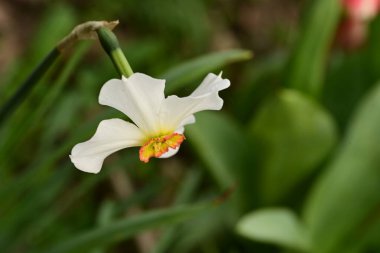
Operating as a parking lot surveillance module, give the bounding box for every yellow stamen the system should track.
[139,133,185,163]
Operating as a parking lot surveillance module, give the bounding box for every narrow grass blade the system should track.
[162,49,252,93]
[285,0,341,97]
[304,82,380,253]
[39,204,210,253]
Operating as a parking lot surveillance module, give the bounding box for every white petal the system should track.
[180,115,196,127]
[191,72,230,97]
[99,73,165,134]
[70,119,145,173]
[158,127,184,159]
[159,147,180,158]
[159,73,230,130]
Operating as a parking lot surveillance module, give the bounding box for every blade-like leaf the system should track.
[322,19,380,129]
[39,204,210,253]
[162,49,252,93]
[285,0,341,97]
[186,112,255,210]
[343,215,380,253]
[0,43,91,207]
[150,169,202,253]
[234,52,287,122]
[236,208,310,252]
[1,4,76,99]
[304,82,380,253]
[250,89,337,203]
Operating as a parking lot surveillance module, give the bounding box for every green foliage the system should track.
[2,0,380,252]
[236,208,310,252]
[40,204,210,253]
[162,49,252,93]
[250,89,337,203]
[285,0,341,97]
[304,82,380,253]
[187,112,255,211]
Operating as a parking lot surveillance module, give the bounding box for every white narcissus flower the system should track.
[70,72,230,173]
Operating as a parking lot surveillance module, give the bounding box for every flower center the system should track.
[139,133,185,163]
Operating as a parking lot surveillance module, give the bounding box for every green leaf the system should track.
[31,4,77,59]
[186,112,251,187]
[170,202,235,253]
[0,43,90,202]
[91,200,117,253]
[150,169,202,253]
[322,18,380,129]
[236,208,310,252]
[2,4,77,98]
[8,163,132,250]
[234,52,287,122]
[304,82,380,253]
[0,167,72,250]
[250,89,336,203]
[39,204,209,253]
[342,216,380,253]
[186,112,255,209]
[162,49,252,93]
[285,0,341,97]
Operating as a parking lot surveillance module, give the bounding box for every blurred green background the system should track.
[1,0,380,252]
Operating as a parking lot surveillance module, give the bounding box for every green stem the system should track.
[111,48,134,77]
[96,27,133,77]
[0,48,60,126]
[0,21,119,127]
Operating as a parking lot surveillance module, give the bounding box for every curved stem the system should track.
[0,48,60,125]
[96,27,133,77]
[111,48,134,77]
[0,20,119,127]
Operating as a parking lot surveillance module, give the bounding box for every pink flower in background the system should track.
[336,18,367,49]
[342,0,380,21]
[337,0,380,49]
